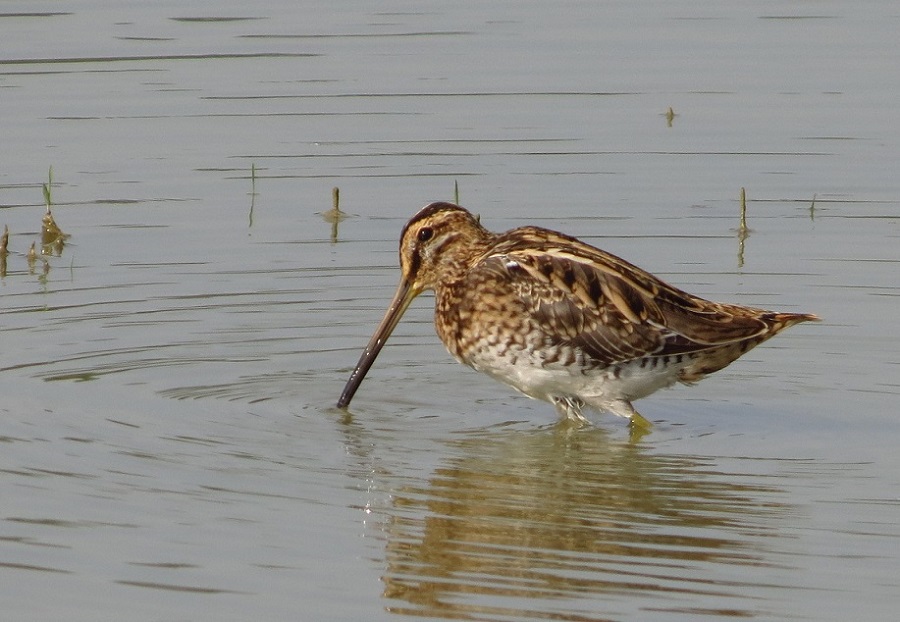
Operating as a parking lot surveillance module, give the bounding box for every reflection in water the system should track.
[377,426,797,620]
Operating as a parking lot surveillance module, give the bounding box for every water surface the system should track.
[1,1,899,620]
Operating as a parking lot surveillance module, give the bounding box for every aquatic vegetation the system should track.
[0,167,71,279]
[41,167,69,256]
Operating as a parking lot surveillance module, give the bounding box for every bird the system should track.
[337,202,819,429]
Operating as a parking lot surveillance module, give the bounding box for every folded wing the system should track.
[473,227,774,368]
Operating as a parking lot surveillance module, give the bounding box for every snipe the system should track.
[337,202,819,428]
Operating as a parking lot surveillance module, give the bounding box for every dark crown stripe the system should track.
[402,202,467,235]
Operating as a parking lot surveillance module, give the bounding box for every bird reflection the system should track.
[375,425,795,619]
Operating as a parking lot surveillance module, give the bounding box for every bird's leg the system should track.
[552,396,589,424]
[630,411,653,431]
[607,398,653,431]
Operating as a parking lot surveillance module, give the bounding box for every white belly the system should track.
[461,345,686,408]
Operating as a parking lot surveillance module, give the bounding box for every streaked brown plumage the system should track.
[337,202,819,428]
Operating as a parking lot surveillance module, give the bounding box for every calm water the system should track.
[2,1,899,620]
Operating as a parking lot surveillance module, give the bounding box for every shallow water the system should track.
[2,1,899,620]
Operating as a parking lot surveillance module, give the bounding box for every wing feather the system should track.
[467,227,772,368]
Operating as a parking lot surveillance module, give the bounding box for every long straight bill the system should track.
[337,279,417,408]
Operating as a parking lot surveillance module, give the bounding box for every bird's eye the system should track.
[417,227,434,242]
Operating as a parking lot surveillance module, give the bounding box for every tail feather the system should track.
[679,312,819,382]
